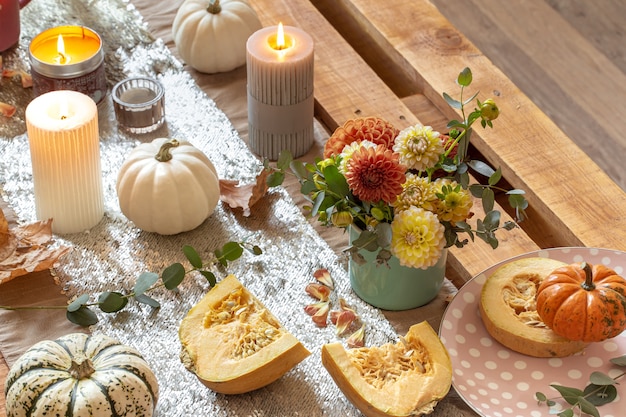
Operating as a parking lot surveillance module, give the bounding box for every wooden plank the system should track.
[429,0,626,191]
[312,0,626,253]
[250,0,540,285]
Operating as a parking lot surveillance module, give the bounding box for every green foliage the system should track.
[535,355,626,417]
[263,67,528,259]
[64,241,262,327]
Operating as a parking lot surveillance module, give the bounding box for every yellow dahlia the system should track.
[393,173,437,213]
[324,116,399,158]
[432,178,473,223]
[390,207,445,269]
[393,124,443,171]
[345,144,406,204]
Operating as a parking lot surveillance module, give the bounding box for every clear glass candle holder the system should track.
[112,77,165,134]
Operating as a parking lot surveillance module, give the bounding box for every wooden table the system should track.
[2,0,626,415]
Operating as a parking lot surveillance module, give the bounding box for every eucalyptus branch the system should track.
[1,241,262,327]
[536,354,626,417]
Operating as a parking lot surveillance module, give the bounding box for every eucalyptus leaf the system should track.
[352,230,379,252]
[311,190,326,216]
[290,160,309,181]
[134,293,160,308]
[200,270,217,287]
[162,262,186,290]
[483,210,501,230]
[557,409,574,417]
[583,383,617,406]
[610,354,626,366]
[220,241,244,261]
[67,294,90,312]
[98,291,128,313]
[550,385,585,406]
[469,184,484,198]
[577,396,601,417]
[457,67,472,86]
[443,92,462,109]
[589,371,617,386]
[482,187,495,213]
[488,167,502,186]
[468,159,496,178]
[276,150,293,170]
[134,272,159,296]
[67,306,98,326]
[267,171,285,187]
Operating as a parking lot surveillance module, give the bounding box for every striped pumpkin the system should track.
[5,333,159,417]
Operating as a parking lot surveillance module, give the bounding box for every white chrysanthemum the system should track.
[393,124,443,171]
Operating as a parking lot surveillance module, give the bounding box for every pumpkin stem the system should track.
[581,262,596,291]
[207,0,221,14]
[68,358,96,380]
[155,139,180,162]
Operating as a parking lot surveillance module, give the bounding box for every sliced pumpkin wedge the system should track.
[179,274,310,394]
[321,321,452,417]
[479,257,588,357]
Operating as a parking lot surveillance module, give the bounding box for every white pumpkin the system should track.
[5,333,158,417]
[116,138,220,235]
[172,0,263,73]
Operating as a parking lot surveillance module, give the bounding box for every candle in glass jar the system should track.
[246,23,314,160]
[25,90,104,234]
[29,26,107,104]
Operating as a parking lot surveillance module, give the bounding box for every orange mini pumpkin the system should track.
[536,262,626,343]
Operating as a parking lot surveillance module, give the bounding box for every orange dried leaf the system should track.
[219,169,269,217]
[0,102,16,118]
[0,210,71,284]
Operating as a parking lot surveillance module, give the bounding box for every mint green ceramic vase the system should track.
[348,226,447,310]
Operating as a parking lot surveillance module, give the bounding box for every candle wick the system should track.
[58,52,67,64]
[61,115,68,120]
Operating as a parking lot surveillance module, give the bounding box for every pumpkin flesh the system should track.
[179,274,310,394]
[321,321,452,417]
[536,262,626,342]
[479,257,588,357]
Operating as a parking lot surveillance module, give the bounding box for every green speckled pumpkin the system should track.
[5,333,159,417]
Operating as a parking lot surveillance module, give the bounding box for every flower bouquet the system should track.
[267,68,527,271]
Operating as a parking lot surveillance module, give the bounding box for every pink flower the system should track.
[345,144,406,204]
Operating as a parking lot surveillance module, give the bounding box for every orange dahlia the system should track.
[323,117,399,158]
[344,144,406,204]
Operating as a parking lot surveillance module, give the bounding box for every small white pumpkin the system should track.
[5,333,159,417]
[172,0,263,74]
[116,138,220,235]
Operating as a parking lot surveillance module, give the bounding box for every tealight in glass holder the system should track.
[112,77,165,134]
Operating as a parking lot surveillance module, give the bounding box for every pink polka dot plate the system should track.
[439,247,626,417]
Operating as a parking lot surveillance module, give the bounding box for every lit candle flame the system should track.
[276,23,285,50]
[56,35,68,64]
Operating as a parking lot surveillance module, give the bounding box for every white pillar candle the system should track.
[246,24,314,160]
[25,90,104,234]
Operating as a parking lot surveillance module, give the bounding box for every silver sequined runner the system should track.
[0,0,400,415]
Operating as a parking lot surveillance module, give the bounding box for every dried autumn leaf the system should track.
[0,102,16,118]
[0,209,71,284]
[304,301,330,327]
[219,169,269,217]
